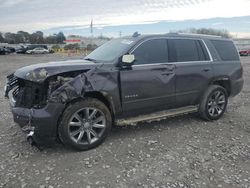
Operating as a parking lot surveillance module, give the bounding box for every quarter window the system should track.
[133,39,168,64]
[169,39,210,62]
[211,40,239,61]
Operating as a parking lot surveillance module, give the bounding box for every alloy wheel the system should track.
[207,90,226,117]
[68,108,106,145]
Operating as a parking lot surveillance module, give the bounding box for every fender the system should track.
[48,67,122,115]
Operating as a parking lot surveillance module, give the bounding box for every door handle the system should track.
[202,68,211,72]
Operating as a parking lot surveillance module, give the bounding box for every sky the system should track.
[0,0,250,37]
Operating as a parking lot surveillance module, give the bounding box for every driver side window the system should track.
[132,39,168,65]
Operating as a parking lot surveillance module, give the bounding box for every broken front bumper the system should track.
[5,74,65,145]
[8,92,65,145]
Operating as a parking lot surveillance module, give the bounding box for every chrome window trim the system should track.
[129,37,213,67]
[132,60,212,67]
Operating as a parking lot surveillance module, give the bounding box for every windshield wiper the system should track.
[84,58,98,63]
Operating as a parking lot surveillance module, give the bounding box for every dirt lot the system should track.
[0,54,250,188]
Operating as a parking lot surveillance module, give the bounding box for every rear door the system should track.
[120,38,176,116]
[168,38,212,107]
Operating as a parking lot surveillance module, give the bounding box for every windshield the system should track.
[85,38,135,62]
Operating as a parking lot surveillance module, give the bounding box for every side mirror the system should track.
[122,54,135,66]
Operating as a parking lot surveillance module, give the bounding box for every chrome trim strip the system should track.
[129,37,213,67]
[132,60,212,67]
[202,39,213,61]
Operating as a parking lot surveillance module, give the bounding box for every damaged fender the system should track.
[48,67,121,115]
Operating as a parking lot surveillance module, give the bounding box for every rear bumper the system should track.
[11,102,65,145]
[230,78,244,97]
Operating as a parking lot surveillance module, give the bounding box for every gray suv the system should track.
[5,33,243,150]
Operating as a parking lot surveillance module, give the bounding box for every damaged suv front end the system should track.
[4,60,99,145]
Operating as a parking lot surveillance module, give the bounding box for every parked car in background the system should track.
[16,47,27,54]
[4,46,15,53]
[239,49,250,56]
[0,47,6,55]
[0,47,12,55]
[26,47,49,54]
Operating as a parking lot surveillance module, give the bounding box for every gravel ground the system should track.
[0,54,250,188]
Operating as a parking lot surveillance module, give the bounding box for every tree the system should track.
[56,32,66,44]
[30,31,44,44]
[17,31,30,43]
[0,32,5,43]
[4,32,16,44]
[175,28,231,38]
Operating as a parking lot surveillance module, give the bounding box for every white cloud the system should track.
[0,0,250,32]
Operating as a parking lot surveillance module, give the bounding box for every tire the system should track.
[58,98,112,150]
[198,85,228,121]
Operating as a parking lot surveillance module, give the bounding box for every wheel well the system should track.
[84,91,114,116]
[211,80,231,96]
[56,92,114,139]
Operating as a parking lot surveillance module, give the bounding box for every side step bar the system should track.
[116,105,198,126]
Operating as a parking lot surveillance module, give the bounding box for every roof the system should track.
[127,32,228,40]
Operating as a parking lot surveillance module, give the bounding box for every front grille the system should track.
[6,74,47,108]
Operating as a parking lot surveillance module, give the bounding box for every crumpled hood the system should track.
[14,59,100,82]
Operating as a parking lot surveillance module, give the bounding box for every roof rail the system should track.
[177,33,222,38]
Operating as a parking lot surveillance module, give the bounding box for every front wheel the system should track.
[199,85,228,121]
[58,98,112,150]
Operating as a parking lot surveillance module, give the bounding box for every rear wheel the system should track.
[58,98,112,150]
[199,85,228,121]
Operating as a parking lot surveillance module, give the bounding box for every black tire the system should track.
[199,85,228,121]
[58,98,112,151]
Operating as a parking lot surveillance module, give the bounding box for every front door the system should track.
[120,38,176,116]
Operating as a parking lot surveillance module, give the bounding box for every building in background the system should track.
[64,35,110,49]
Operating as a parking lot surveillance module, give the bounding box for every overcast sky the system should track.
[0,0,250,36]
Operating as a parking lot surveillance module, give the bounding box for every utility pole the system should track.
[119,31,122,38]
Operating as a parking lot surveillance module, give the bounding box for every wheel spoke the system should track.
[92,116,105,124]
[215,91,221,100]
[209,107,215,115]
[89,109,97,119]
[215,106,222,114]
[69,122,82,127]
[218,95,225,104]
[92,123,105,128]
[70,129,81,137]
[90,129,98,138]
[87,131,92,144]
[208,101,213,107]
[76,131,84,143]
[74,113,84,123]
[84,108,90,119]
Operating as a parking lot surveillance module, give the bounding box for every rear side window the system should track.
[211,40,239,61]
[169,39,210,62]
[133,39,168,64]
